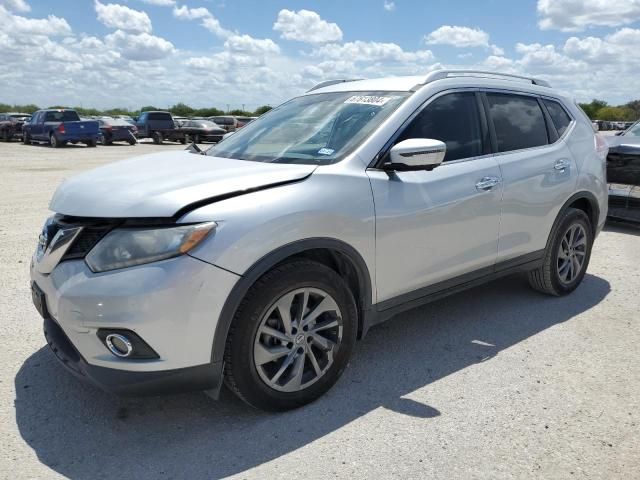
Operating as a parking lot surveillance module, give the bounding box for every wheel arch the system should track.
[211,238,373,363]
[546,191,600,252]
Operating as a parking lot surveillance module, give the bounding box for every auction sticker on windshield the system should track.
[344,95,392,106]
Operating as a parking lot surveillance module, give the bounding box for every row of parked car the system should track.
[0,109,257,147]
[592,120,635,131]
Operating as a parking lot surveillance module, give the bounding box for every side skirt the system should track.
[363,250,544,333]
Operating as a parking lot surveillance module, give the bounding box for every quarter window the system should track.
[397,92,483,162]
[486,93,548,152]
[543,99,572,137]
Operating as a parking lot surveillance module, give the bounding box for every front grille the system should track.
[63,226,111,259]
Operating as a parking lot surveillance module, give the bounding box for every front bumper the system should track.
[30,253,240,395]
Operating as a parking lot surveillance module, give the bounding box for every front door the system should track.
[368,91,503,304]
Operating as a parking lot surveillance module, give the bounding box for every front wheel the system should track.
[23,132,31,144]
[528,208,593,296]
[224,260,357,411]
[152,131,163,144]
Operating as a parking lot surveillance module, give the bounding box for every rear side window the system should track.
[486,93,548,152]
[148,112,172,121]
[543,99,572,137]
[397,92,483,162]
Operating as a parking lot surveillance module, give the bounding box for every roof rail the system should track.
[415,70,551,89]
[307,79,363,92]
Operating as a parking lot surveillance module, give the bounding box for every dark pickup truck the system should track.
[135,111,184,144]
[606,122,640,223]
[23,109,100,148]
[0,112,30,141]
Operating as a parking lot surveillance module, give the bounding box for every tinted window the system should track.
[397,92,482,162]
[486,94,548,152]
[44,110,81,122]
[148,112,172,121]
[543,99,572,137]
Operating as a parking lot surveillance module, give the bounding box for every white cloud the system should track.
[224,34,280,55]
[0,5,71,36]
[105,29,174,60]
[95,1,151,33]
[172,4,231,37]
[274,9,342,44]
[138,0,175,5]
[383,1,396,12]
[313,40,434,63]
[0,0,30,12]
[425,25,490,48]
[537,0,640,31]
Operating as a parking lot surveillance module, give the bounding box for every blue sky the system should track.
[2,0,640,109]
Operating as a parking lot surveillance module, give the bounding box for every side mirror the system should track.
[384,138,446,171]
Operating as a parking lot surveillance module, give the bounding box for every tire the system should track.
[86,140,97,147]
[193,134,200,144]
[128,139,136,146]
[2,129,10,142]
[152,131,162,144]
[224,260,357,411]
[180,137,187,145]
[50,134,59,148]
[23,132,30,144]
[528,208,593,296]
[100,135,111,146]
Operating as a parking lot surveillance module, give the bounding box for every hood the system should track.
[605,134,640,148]
[50,151,316,218]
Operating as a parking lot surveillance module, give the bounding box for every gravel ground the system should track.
[1,140,638,479]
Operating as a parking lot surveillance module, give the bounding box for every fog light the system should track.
[105,333,133,358]
[97,329,159,359]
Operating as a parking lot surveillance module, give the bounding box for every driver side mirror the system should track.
[384,138,446,171]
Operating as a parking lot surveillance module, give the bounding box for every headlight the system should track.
[85,222,215,273]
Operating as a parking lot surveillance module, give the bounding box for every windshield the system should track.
[624,121,640,137]
[44,110,80,122]
[207,91,409,165]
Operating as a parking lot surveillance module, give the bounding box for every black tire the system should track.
[528,208,593,296]
[100,135,111,146]
[50,134,59,148]
[128,139,136,145]
[193,134,200,144]
[152,131,162,144]
[180,137,187,145]
[224,260,357,411]
[23,132,31,144]
[86,140,97,147]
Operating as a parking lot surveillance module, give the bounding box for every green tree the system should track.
[624,100,640,120]
[169,102,195,117]
[254,105,272,116]
[579,99,608,119]
[140,105,159,112]
[595,106,635,121]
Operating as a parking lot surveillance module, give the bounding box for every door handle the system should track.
[554,159,570,171]
[475,176,501,191]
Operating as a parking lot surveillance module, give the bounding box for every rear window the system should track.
[212,117,233,125]
[148,112,172,121]
[486,93,548,152]
[543,99,572,137]
[44,110,80,122]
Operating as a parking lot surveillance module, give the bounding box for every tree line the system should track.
[0,102,273,118]
[578,99,640,121]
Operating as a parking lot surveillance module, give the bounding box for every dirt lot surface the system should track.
[1,140,638,479]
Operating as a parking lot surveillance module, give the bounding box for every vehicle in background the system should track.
[0,112,30,141]
[98,117,137,145]
[113,115,135,125]
[208,115,237,133]
[172,116,188,125]
[235,116,256,129]
[177,119,226,143]
[592,121,599,131]
[134,111,182,144]
[23,109,100,148]
[605,120,640,223]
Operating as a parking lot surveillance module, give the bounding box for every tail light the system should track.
[594,134,608,162]
[57,124,65,134]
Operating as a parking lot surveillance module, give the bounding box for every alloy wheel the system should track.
[253,287,343,392]
[557,223,587,284]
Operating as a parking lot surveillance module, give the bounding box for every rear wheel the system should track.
[49,134,59,148]
[152,131,163,144]
[23,132,31,144]
[224,260,357,411]
[100,134,111,146]
[528,208,593,296]
[86,139,97,147]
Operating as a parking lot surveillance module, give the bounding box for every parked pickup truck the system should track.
[23,109,100,148]
[0,112,30,141]
[134,111,184,144]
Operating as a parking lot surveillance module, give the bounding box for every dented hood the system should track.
[50,151,316,218]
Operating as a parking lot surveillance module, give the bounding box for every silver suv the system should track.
[30,70,608,411]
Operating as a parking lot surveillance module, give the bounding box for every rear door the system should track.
[483,92,578,263]
[368,90,503,304]
[30,112,44,138]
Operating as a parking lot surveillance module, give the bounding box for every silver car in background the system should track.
[30,70,607,411]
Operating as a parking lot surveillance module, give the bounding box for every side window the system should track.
[486,93,548,152]
[543,99,572,137]
[397,92,483,162]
